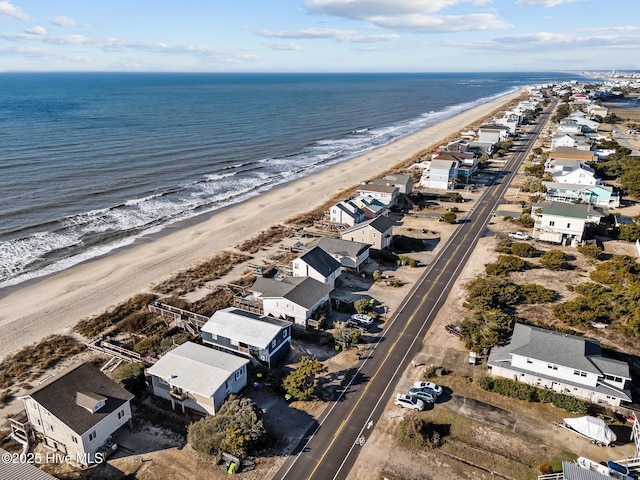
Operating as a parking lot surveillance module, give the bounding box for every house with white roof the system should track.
[311,237,371,272]
[478,124,510,143]
[251,276,332,328]
[201,307,290,368]
[551,133,579,149]
[292,246,341,288]
[18,363,133,465]
[420,159,459,190]
[329,200,364,227]
[552,163,600,186]
[532,201,605,244]
[488,323,631,407]
[355,184,398,206]
[146,342,249,415]
[341,215,394,250]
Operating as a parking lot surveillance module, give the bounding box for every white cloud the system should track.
[515,0,577,6]
[264,41,302,51]
[257,28,399,43]
[50,15,82,27]
[305,0,489,18]
[0,1,30,20]
[460,32,640,52]
[25,25,47,35]
[372,13,510,32]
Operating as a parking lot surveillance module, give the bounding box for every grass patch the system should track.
[75,293,156,337]
[236,225,292,254]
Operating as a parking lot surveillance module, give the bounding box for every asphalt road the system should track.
[275,100,557,480]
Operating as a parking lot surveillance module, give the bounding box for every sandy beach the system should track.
[0,90,522,359]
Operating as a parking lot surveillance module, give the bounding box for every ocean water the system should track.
[0,72,583,288]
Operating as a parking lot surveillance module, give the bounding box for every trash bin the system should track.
[356,353,361,360]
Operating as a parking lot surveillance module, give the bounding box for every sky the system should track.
[0,0,638,72]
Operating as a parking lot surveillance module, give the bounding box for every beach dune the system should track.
[0,90,521,358]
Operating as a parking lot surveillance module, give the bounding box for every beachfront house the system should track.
[351,195,389,219]
[201,308,290,368]
[532,201,605,244]
[542,182,620,208]
[341,215,394,250]
[420,159,459,190]
[311,237,371,272]
[328,200,365,227]
[18,363,133,465]
[466,141,494,156]
[355,184,398,207]
[478,124,510,143]
[488,323,631,407]
[250,276,332,328]
[433,152,478,183]
[146,342,248,415]
[292,246,341,288]
[371,174,413,195]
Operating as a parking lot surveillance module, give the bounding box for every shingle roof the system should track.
[312,237,371,258]
[342,215,394,235]
[28,363,134,436]
[146,342,248,398]
[0,448,58,480]
[201,307,289,349]
[356,184,397,194]
[252,276,331,309]
[297,246,341,277]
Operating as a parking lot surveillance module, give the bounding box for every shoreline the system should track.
[0,89,523,359]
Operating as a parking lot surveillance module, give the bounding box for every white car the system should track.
[351,313,374,328]
[408,388,436,404]
[412,381,443,396]
[509,231,530,240]
[394,393,425,411]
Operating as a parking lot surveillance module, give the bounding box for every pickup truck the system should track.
[509,231,530,240]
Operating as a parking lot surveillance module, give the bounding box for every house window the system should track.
[230,339,239,346]
[49,425,54,432]
[526,359,533,364]
[89,431,96,441]
[282,329,287,339]
[567,223,571,228]
[605,375,622,383]
[36,419,41,426]
[235,368,243,381]
[118,409,125,419]
[72,436,78,444]
[549,221,555,227]
[547,364,558,370]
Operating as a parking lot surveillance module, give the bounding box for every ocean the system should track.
[0,72,584,288]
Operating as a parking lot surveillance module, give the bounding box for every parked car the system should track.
[407,387,436,404]
[344,318,361,329]
[351,313,374,328]
[413,381,443,396]
[509,231,530,240]
[394,393,425,411]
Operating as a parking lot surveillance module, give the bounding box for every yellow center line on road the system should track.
[306,229,479,480]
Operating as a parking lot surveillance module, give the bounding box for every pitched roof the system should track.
[312,237,371,258]
[252,276,332,309]
[28,363,134,435]
[0,448,58,480]
[146,342,248,397]
[342,215,394,235]
[202,307,289,349]
[492,323,629,379]
[356,184,398,194]
[297,246,341,276]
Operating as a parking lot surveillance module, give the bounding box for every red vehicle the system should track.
[445,324,462,337]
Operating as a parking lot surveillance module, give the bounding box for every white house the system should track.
[355,184,398,206]
[532,201,605,244]
[478,124,510,143]
[311,236,371,272]
[146,342,249,415]
[341,215,394,250]
[292,246,341,288]
[329,200,364,227]
[19,363,133,465]
[557,119,583,135]
[552,164,600,186]
[251,276,332,328]
[488,323,631,407]
[420,159,459,190]
[551,134,578,149]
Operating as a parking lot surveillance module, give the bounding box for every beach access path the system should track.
[0,90,522,359]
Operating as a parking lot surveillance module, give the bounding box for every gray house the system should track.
[311,237,371,272]
[146,342,248,415]
[488,323,631,407]
[201,307,291,367]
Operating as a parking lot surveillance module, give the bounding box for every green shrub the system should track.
[485,255,527,276]
[540,249,566,270]
[398,417,444,449]
[369,248,399,264]
[577,245,603,260]
[282,356,326,400]
[393,235,425,252]
[354,298,372,314]
[441,212,458,224]
[113,362,146,394]
[519,283,557,303]
[516,214,535,228]
[511,242,537,258]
